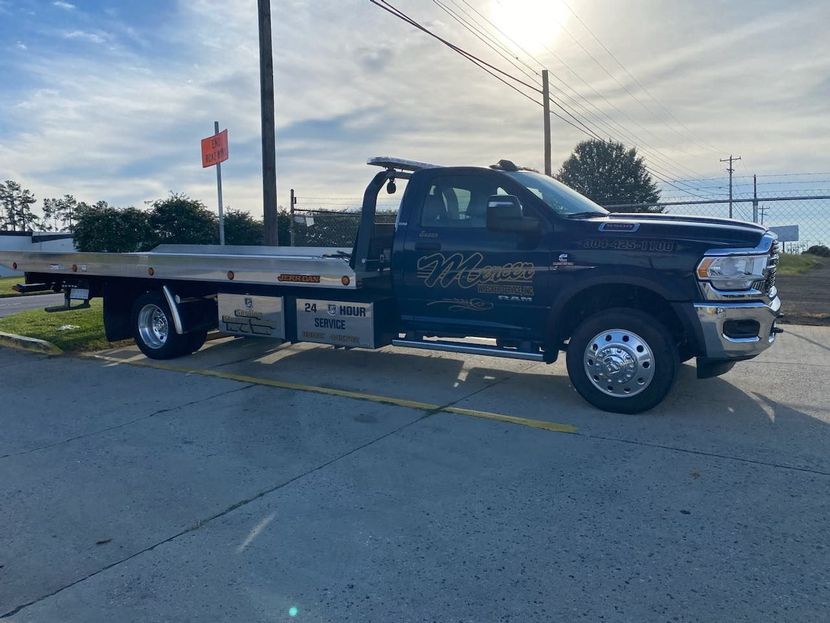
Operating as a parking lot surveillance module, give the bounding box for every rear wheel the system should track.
[566,308,679,414]
[186,329,208,354]
[131,292,190,360]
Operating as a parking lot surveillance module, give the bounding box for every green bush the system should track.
[805,244,830,258]
[224,209,263,245]
[150,193,217,246]
[73,202,153,252]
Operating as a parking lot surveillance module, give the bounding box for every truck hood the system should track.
[583,212,768,249]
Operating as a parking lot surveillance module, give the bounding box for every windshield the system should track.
[507,171,609,217]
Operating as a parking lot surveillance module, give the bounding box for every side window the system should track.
[420,176,515,228]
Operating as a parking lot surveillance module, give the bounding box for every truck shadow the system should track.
[187,339,828,444]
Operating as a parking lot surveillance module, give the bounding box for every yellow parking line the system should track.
[443,407,578,433]
[90,354,577,434]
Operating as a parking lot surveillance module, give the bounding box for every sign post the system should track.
[201,123,229,244]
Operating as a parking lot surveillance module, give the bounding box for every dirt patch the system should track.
[776,258,830,325]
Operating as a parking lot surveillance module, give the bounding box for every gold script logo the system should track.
[416,252,535,289]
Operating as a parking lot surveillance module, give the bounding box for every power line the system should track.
[559,0,722,155]
[369,0,607,140]
[448,0,715,187]
[743,171,830,179]
[370,0,716,200]
[486,2,715,177]
[440,0,709,194]
[432,0,538,81]
[517,0,716,164]
[432,0,606,140]
[444,0,717,193]
[370,0,540,93]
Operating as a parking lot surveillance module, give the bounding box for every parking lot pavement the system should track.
[1,325,828,622]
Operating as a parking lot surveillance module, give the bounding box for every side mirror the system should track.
[486,195,540,233]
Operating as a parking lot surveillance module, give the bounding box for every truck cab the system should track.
[361,157,781,412]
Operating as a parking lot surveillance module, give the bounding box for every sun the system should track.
[491,0,569,53]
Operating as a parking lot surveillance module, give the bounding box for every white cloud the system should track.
[1,0,829,219]
[15,41,27,51]
[53,1,76,10]
[62,30,108,45]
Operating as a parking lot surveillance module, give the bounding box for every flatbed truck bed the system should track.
[4,244,358,290]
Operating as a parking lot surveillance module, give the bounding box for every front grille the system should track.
[764,241,779,294]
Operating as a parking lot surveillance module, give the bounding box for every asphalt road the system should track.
[1,325,829,622]
[0,293,63,318]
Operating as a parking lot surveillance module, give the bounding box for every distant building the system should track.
[0,231,75,276]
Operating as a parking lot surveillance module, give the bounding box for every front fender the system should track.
[545,267,698,346]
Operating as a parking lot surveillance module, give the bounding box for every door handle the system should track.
[415,242,442,251]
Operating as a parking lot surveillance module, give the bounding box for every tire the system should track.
[186,329,208,354]
[131,291,190,360]
[678,347,695,364]
[565,307,679,414]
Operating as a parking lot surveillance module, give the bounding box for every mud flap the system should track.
[696,357,736,379]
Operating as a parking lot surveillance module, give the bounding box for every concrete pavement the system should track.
[1,325,828,622]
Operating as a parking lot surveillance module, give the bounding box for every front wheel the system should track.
[566,308,679,414]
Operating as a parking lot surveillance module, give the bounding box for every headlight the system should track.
[696,254,768,290]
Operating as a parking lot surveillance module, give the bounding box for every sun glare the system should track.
[491,0,568,52]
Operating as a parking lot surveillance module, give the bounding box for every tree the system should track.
[224,209,264,245]
[73,202,153,252]
[556,139,661,211]
[149,193,218,246]
[277,207,291,246]
[42,194,79,232]
[0,180,40,231]
[806,244,830,257]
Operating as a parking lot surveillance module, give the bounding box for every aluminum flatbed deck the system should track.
[0,244,359,290]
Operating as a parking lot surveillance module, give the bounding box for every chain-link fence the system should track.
[289,192,829,252]
[289,195,400,247]
[604,195,830,252]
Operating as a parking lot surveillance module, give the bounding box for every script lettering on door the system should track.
[416,252,535,299]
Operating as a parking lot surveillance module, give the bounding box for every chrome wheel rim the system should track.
[138,304,169,349]
[584,329,655,397]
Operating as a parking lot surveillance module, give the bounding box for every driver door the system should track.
[399,171,551,338]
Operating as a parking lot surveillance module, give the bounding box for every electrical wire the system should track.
[432,0,538,81]
[560,0,723,155]
[369,0,606,139]
[431,0,607,140]
[370,0,718,200]
[450,0,715,187]
[506,0,713,164]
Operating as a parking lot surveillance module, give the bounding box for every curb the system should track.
[0,331,63,356]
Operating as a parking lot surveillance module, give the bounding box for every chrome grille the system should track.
[764,241,779,294]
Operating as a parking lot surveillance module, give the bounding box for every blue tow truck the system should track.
[1,157,782,413]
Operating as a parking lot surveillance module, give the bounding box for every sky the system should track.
[0,0,829,218]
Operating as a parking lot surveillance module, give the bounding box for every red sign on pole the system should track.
[201,129,229,168]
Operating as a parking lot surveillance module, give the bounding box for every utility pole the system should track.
[752,174,758,223]
[720,154,741,218]
[289,188,296,247]
[542,69,552,176]
[258,0,278,245]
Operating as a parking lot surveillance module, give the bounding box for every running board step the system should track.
[392,338,544,362]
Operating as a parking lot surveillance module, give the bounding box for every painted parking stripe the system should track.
[90,354,577,434]
[443,406,578,433]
